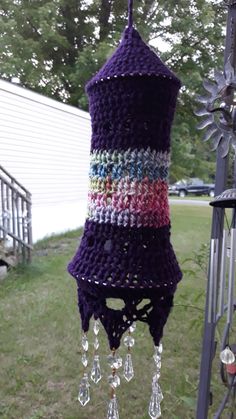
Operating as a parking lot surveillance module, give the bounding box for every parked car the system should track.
[168,178,215,198]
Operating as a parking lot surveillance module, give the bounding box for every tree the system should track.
[0,0,227,180]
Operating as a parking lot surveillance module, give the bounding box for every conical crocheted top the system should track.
[86,26,180,91]
[68,23,182,350]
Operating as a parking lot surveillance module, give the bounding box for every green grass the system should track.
[0,205,216,419]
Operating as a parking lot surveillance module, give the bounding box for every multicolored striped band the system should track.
[89,147,170,181]
[87,147,170,228]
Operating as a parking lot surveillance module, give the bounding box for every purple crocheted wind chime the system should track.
[68,1,182,417]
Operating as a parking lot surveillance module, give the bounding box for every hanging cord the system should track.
[128,0,133,28]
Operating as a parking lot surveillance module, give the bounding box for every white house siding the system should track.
[0,79,91,242]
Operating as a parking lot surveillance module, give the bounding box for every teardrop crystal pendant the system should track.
[220,346,235,364]
[148,391,161,419]
[91,354,102,383]
[78,373,90,406]
[124,353,134,382]
[152,375,163,402]
[107,395,119,419]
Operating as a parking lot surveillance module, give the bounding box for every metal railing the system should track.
[0,165,33,263]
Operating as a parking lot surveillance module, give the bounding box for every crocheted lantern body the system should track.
[68,26,182,350]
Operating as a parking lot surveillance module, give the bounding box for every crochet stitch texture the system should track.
[68,25,182,349]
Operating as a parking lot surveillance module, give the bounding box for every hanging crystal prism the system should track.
[152,375,163,402]
[148,343,163,418]
[91,354,102,383]
[78,372,90,406]
[148,391,161,419]
[107,394,119,419]
[123,322,135,381]
[124,353,134,382]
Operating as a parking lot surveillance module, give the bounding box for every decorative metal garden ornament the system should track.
[68,0,182,416]
[194,2,236,418]
[195,57,236,157]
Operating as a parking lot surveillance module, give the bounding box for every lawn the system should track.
[0,204,214,419]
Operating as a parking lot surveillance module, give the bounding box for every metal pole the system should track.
[196,153,228,419]
[217,229,227,317]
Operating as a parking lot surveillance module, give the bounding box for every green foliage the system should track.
[182,242,209,277]
[0,0,227,179]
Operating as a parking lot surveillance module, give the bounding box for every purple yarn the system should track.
[68,24,182,349]
[86,27,180,90]
[89,76,179,152]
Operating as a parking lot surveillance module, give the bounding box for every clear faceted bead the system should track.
[153,371,161,381]
[82,334,89,352]
[94,337,99,350]
[107,354,123,369]
[93,320,100,336]
[107,395,119,419]
[220,346,235,365]
[148,392,161,419]
[81,353,88,367]
[153,352,161,363]
[78,373,90,406]
[124,335,135,347]
[153,357,161,370]
[154,343,163,355]
[91,355,102,384]
[108,373,121,388]
[124,353,134,382]
[129,322,136,333]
